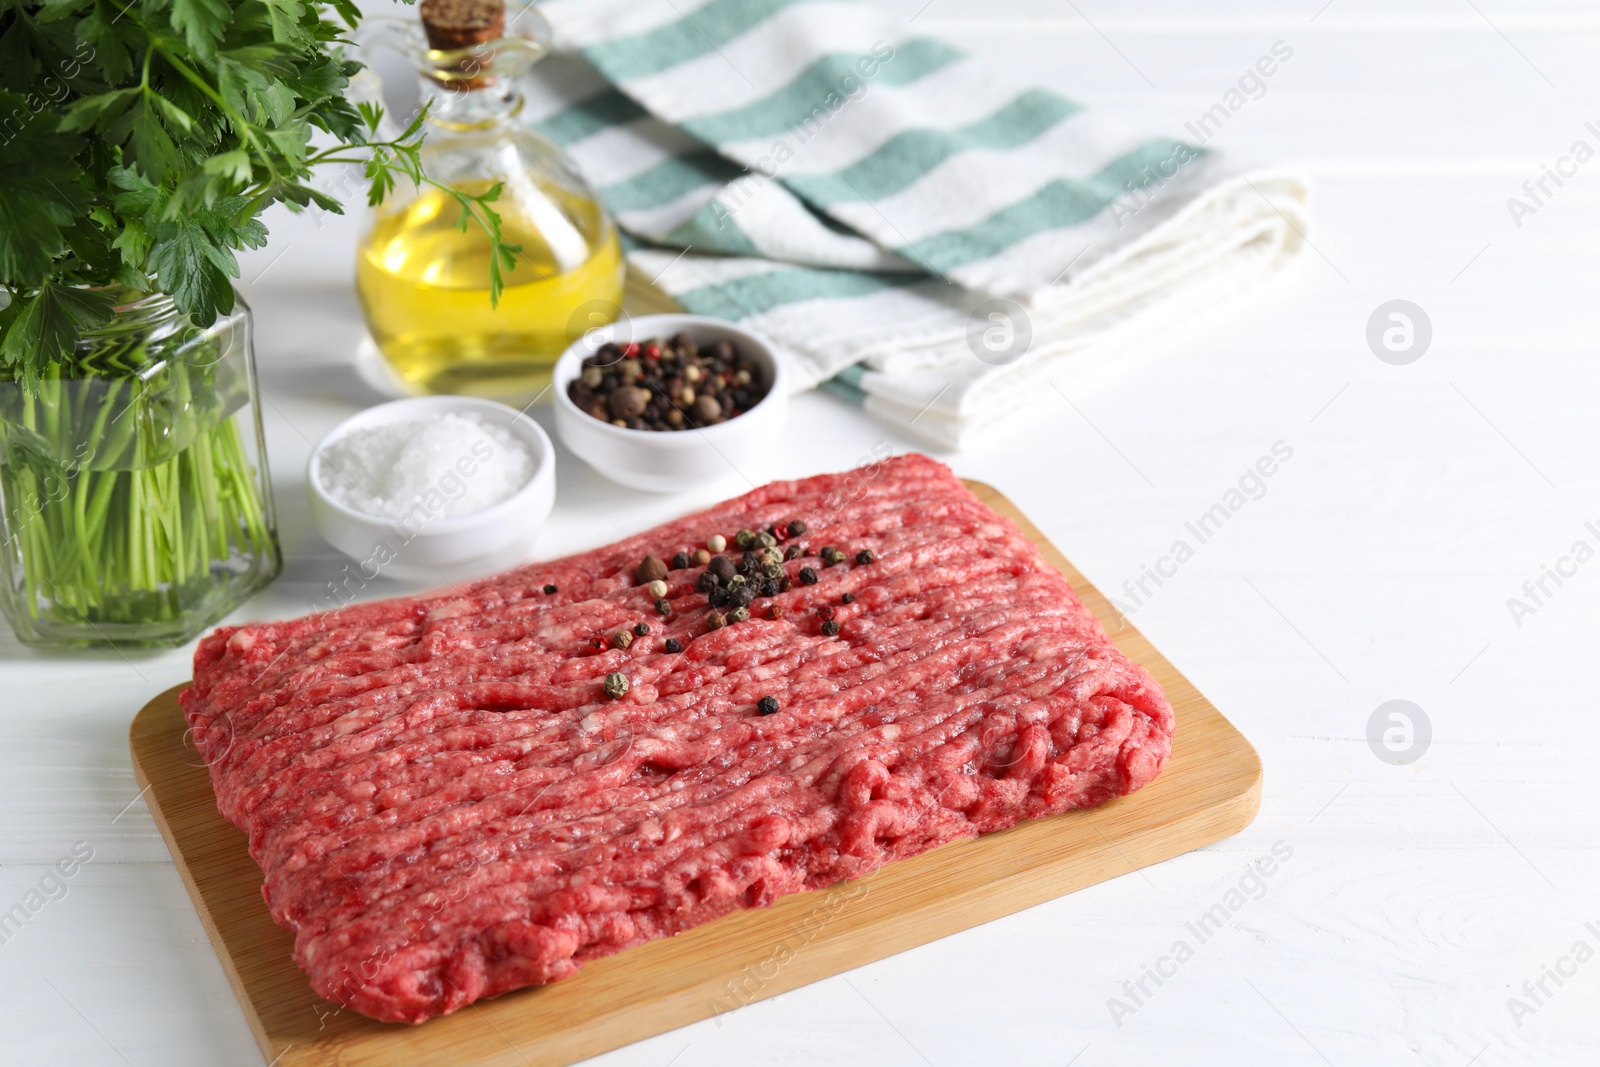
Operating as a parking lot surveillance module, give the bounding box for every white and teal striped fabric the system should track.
[528,0,1308,449]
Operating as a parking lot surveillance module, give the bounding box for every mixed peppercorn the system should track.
[568,333,770,431]
[598,518,878,704]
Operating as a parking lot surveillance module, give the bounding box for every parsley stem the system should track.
[0,313,278,640]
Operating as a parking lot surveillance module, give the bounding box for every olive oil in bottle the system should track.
[358,180,623,398]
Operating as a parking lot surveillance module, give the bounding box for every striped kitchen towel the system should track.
[524,0,1308,449]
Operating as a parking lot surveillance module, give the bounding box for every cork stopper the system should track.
[420,0,505,52]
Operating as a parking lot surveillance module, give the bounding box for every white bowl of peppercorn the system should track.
[553,314,789,493]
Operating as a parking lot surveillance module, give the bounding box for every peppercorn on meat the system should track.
[182,455,1174,1024]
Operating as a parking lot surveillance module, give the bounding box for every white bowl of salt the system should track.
[307,396,555,577]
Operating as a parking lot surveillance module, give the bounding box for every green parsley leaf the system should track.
[0,282,113,371]
[0,93,89,287]
[170,0,232,59]
[148,219,239,326]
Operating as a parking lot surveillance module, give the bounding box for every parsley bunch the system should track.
[0,0,515,377]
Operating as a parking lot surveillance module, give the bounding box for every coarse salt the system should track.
[318,412,534,520]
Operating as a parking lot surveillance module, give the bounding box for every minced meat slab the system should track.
[182,454,1173,1023]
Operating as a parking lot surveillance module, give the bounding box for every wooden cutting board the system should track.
[130,481,1262,1067]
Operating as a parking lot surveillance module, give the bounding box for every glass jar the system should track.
[0,291,281,648]
[355,7,625,400]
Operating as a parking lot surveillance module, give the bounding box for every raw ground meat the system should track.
[182,454,1174,1024]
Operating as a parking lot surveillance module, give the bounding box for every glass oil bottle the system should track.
[355,1,624,399]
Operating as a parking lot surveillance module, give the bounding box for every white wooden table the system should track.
[4,1,1597,1063]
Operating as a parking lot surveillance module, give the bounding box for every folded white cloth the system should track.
[526,0,1308,448]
